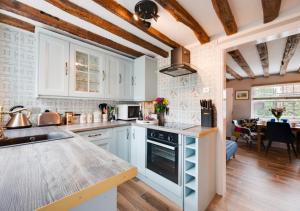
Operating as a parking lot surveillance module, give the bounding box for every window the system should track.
[251,83,300,121]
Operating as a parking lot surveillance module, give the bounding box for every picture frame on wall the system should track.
[235,90,249,100]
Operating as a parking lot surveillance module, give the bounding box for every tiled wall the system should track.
[0,24,113,123]
[157,42,219,124]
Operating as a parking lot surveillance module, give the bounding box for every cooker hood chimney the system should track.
[159,47,197,77]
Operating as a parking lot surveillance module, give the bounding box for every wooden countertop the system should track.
[0,128,137,211]
[59,121,131,132]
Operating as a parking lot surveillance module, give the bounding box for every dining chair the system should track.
[265,122,297,161]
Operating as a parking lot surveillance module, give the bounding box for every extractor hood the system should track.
[159,47,197,77]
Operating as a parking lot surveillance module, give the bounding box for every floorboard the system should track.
[118,142,300,211]
[208,142,300,211]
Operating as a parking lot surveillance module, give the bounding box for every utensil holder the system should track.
[201,108,214,127]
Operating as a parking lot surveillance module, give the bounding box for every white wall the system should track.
[0,24,114,123]
[157,41,220,125]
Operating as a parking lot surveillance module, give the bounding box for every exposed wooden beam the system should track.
[279,34,300,75]
[92,0,180,49]
[0,13,35,32]
[0,0,143,58]
[228,50,256,79]
[261,0,281,23]
[226,65,243,80]
[154,0,209,44]
[256,42,269,77]
[211,0,237,35]
[45,0,168,58]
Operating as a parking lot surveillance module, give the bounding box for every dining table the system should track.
[256,122,300,152]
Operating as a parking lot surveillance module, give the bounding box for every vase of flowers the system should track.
[154,97,169,126]
[270,107,285,122]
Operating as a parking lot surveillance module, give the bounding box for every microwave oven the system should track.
[117,104,140,120]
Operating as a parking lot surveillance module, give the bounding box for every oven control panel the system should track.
[147,129,178,145]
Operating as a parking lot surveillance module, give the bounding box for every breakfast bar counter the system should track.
[0,129,137,211]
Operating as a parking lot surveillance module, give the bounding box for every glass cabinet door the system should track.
[88,55,100,93]
[75,51,88,92]
[72,46,102,97]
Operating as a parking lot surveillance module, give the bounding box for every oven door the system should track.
[146,139,178,184]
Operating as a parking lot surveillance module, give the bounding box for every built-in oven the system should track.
[146,129,179,184]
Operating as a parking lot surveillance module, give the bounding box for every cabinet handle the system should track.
[127,128,129,140]
[131,76,134,86]
[65,62,68,76]
[88,133,102,137]
[133,129,135,139]
[119,74,121,84]
[102,70,106,81]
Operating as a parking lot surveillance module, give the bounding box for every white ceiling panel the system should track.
[239,44,264,76]
[268,37,287,75]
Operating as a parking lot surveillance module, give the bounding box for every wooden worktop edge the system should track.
[37,167,137,211]
[198,127,218,138]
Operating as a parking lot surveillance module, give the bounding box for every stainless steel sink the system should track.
[0,131,73,148]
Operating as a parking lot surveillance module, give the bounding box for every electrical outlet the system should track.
[203,87,210,93]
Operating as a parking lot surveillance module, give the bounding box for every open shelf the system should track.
[185,167,196,177]
[185,178,196,190]
[186,155,196,163]
[186,143,196,149]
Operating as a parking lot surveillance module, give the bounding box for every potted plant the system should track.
[270,107,285,122]
[154,97,169,126]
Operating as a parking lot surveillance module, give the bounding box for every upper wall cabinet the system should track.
[69,44,106,98]
[38,33,69,96]
[37,29,157,101]
[133,56,157,101]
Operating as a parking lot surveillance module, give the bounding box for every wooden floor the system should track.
[118,178,181,211]
[208,142,300,211]
[118,142,300,211]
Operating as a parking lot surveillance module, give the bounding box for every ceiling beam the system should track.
[0,13,35,32]
[279,34,300,75]
[45,0,168,58]
[256,42,269,77]
[92,0,180,49]
[0,0,143,58]
[154,0,209,44]
[211,0,237,35]
[261,0,281,23]
[228,50,256,79]
[226,65,243,80]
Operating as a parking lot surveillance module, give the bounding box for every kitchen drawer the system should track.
[90,139,110,151]
[77,129,112,141]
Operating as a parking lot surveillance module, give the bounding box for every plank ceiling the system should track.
[226,34,300,80]
[1,0,300,57]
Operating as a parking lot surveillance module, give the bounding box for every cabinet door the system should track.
[115,127,130,162]
[145,57,158,101]
[131,126,146,175]
[107,56,120,100]
[119,60,134,100]
[69,44,103,98]
[38,33,69,96]
[133,57,145,101]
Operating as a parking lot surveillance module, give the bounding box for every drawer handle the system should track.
[88,133,102,137]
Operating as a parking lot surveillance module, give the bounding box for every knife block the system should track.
[201,108,214,127]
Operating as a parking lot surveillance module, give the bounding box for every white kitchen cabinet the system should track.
[38,33,69,96]
[119,59,134,100]
[133,56,157,101]
[69,44,106,98]
[114,127,131,162]
[107,56,120,100]
[131,126,146,175]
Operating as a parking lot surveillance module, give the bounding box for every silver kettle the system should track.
[5,106,32,129]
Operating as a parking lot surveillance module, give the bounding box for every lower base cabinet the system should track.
[130,126,146,175]
[114,126,131,162]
